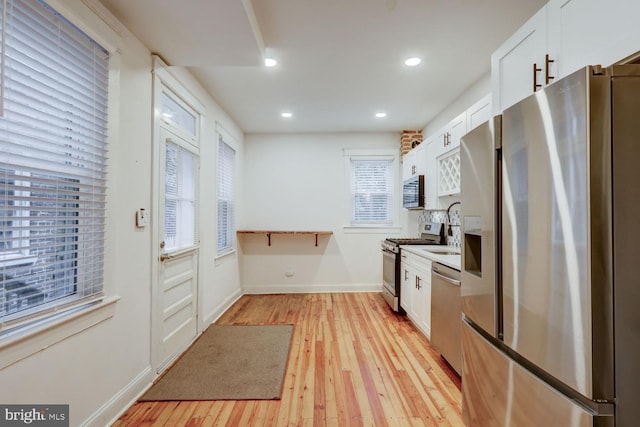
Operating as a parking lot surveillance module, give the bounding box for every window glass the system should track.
[344,149,400,230]
[0,0,109,324]
[349,157,395,226]
[161,90,197,138]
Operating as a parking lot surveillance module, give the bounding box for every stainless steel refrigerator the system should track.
[460,65,640,427]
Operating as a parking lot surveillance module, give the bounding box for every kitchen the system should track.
[1,0,640,426]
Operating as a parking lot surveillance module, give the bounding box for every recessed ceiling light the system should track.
[375,112,387,118]
[265,58,277,67]
[405,57,421,67]
[281,112,293,118]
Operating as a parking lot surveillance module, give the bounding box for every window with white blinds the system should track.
[217,136,235,255]
[349,156,396,226]
[0,0,109,326]
[164,140,198,251]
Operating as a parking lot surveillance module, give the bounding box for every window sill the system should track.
[0,296,120,370]
[343,225,402,234]
[215,249,236,261]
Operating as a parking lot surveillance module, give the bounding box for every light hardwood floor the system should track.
[114,293,463,426]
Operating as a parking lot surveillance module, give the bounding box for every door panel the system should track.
[157,127,199,372]
[462,321,597,427]
[160,250,197,366]
[501,69,592,397]
[460,117,500,337]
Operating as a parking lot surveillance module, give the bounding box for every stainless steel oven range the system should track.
[381,222,445,312]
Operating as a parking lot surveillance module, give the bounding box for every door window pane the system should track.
[164,141,197,251]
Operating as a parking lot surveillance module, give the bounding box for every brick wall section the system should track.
[400,130,423,156]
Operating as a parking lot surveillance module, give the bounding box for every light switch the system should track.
[136,208,149,227]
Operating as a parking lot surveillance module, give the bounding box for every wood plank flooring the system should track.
[113,293,463,426]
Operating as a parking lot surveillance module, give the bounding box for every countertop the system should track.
[399,245,461,271]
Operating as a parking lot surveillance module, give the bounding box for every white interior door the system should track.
[156,127,199,372]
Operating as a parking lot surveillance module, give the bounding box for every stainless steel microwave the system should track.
[403,175,424,209]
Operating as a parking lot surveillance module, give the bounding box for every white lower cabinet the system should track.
[400,250,432,339]
[400,255,412,314]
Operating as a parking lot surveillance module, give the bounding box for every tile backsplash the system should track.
[418,207,461,248]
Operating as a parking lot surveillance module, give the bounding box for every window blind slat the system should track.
[0,127,108,160]
[5,67,109,122]
[2,138,107,172]
[6,50,106,105]
[8,1,108,75]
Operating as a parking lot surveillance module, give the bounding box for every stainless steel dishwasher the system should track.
[431,262,462,375]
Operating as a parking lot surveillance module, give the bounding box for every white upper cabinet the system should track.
[402,149,415,181]
[547,0,640,78]
[492,6,549,114]
[493,0,640,114]
[433,112,465,199]
[402,141,427,182]
[437,149,461,197]
[434,112,466,159]
[466,94,492,132]
[408,95,488,210]
[424,136,439,209]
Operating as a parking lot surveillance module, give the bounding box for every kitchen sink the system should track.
[423,249,460,256]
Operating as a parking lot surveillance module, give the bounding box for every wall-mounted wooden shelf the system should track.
[236,230,333,247]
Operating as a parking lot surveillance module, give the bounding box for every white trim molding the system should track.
[0,297,120,370]
[81,365,153,427]
[243,284,382,295]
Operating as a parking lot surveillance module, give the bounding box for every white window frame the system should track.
[343,148,401,232]
[216,124,237,257]
[0,0,122,368]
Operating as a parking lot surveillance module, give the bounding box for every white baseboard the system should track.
[201,288,243,328]
[81,365,153,427]
[242,283,383,294]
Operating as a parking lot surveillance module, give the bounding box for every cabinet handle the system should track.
[443,133,447,148]
[545,54,555,85]
[404,269,408,280]
[446,132,451,146]
[416,276,421,290]
[533,63,542,92]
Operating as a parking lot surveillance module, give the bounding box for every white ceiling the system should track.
[99,0,547,134]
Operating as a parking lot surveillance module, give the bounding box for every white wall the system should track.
[241,132,405,293]
[422,72,491,136]
[0,2,243,425]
